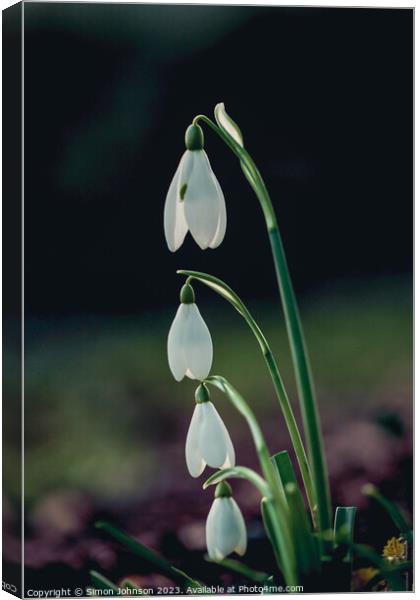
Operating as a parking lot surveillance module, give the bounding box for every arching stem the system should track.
[193,113,332,541]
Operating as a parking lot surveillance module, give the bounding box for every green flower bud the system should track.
[195,383,210,404]
[185,124,204,151]
[180,283,195,304]
[215,481,232,498]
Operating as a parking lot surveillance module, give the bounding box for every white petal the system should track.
[182,304,213,380]
[222,430,235,469]
[184,151,221,250]
[199,402,233,468]
[185,404,206,478]
[206,497,245,560]
[167,304,188,381]
[177,150,194,198]
[164,153,188,252]
[205,498,220,560]
[209,173,227,249]
[231,498,247,556]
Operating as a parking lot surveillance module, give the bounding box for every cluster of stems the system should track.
[192,107,332,536]
[167,104,335,584]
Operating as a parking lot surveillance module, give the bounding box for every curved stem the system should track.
[206,376,298,586]
[194,114,332,539]
[203,466,270,498]
[179,270,316,525]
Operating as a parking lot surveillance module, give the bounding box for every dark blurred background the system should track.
[5,3,414,593]
[24,4,412,315]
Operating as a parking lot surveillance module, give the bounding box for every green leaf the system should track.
[121,579,141,590]
[214,103,244,147]
[284,483,321,576]
[205,555,270,584]
[362,484,412,542]
[271,451,299,489]
[332,507,357,591]
[203,466,269,497]
[90,570,119,593]
[260,497,283,572]
[95,521,201,589]
[270,450,299,512]
[334,506,357,561]
[260,496,299,586]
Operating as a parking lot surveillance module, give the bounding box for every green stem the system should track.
[267,228,332,537]
[194,113,332,538]
[203,466,270,497]
[206,376,298,586]
[179,269,315,525]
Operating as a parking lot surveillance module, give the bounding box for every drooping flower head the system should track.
[185,384,235,478]
[164,123,226,251]
[167,283,213,381]
[206,481,247,561]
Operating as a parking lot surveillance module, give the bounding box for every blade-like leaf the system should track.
[333,507,357,591]
[270,450,297,513]
[90,570,119,593]
[362,484,412,542]
[121,579,141,590]
[334,506,357,561]
[271,451,299,488]
[285,483,321,576]
[260,497,283,572]
[95,521,200,589]
[205,555,270,584]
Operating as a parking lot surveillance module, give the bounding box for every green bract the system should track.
[215,481,232,498]
[180,282,195,304]
[185,123,204,150]
[195,383,210,404]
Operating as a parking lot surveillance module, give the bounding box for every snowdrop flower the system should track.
[206,481,247,561]
[167,283,213,381]
[164,123,227,251]
[185,384,235,478]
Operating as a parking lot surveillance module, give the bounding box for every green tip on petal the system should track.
[215,481,232,498]
[195,383,210,404]
[185,124,204,151]
[180,283,195,304]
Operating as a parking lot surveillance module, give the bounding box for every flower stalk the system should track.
[178,270,316,526]
[206,375,298,585]
[192,107,332,539]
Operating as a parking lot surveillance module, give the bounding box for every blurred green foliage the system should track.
[6,280,411,505]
